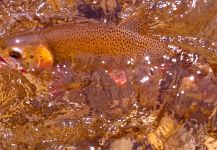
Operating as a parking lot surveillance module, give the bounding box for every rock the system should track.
[110,138,133,150]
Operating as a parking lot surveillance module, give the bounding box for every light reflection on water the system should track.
[0,0,217,149]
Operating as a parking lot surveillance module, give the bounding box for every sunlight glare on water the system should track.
[0,0,217,149]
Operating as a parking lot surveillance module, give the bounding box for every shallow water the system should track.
[0,0,217,149]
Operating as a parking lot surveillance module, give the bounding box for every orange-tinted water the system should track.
[0,0,217,149]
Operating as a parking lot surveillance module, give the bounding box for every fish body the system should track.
[0,21,174,70]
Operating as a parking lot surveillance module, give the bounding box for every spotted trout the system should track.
[0,19,175,71]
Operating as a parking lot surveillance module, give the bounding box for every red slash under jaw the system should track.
[0,56,7,63]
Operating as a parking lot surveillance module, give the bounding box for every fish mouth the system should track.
[0,56,26,73]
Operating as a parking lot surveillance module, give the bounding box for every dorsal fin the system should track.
[117,8,150,35]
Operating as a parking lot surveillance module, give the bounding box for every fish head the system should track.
[0,35,53,72]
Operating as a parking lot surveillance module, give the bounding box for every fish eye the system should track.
[9,51,22,58]
[8,47,22,59]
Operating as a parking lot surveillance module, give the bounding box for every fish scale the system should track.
[0,20,175,70]
[42,22,174,63]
